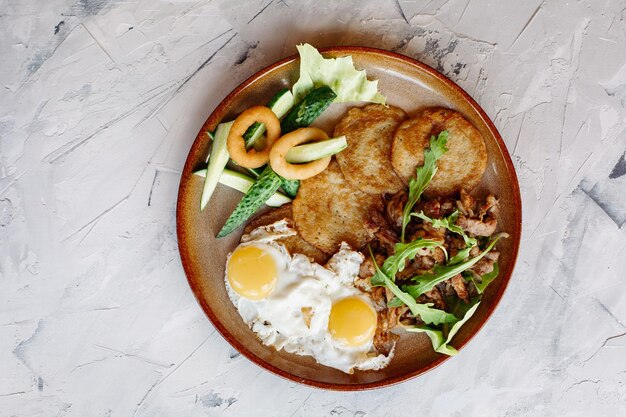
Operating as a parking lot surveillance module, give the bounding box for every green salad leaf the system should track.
[448,246,473,266]
[468,262,500,294]
[407,301,481,356]
[370,238,444,286]
[400,131,449,242]
[402,233,507,299]
[414,210,477,247]
[368,247,457,325]
[291,43,386,105]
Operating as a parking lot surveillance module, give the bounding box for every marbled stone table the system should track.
[1,0,625,415]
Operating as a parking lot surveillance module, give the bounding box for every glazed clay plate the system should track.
[177,47,521,390]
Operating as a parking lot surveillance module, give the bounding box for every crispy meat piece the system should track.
[478,194,499,220]
[418,199,441,218]
[450,274,470,303]
[374,310,400,356]
[385,190,407,230]
[364,211,399,254]
[417,287,446,310]
[471,251,499,276]
[432,247,447,264]
[458,189,476,217]
[370,287,387,310]
[456,215,497,236]
[358,254,385,280]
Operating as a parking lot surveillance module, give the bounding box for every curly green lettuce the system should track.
[291,43,386,105]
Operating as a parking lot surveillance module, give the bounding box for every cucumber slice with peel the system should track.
[243,89,294,149]
[200,121,234,210]
[217,165,283,237]
[285,136,347,163]
[281,86,336,132]
[194,168,290,208]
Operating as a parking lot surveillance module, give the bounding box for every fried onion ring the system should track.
[227,106,281,168]
[269,127,331,180]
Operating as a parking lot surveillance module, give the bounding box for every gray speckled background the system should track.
[1,0,625,416]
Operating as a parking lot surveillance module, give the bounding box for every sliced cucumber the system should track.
[245,166,298,198]
[200,121,234,210]
[194,168,290,207]
[243,89,294,149]
[279,178,299,198]
[281,86,336,133]
[217,165,283,238]
[204,131,215,163]
[285,136,347,163]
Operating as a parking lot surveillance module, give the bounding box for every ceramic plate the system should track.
[176,47,521,390]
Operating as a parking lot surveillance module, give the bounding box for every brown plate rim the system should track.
[176,46,522,391]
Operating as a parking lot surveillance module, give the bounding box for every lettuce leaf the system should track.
[400,131,449,242]
[291,44,386,105]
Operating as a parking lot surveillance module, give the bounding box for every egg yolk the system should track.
[328,297,377,347]
[227,246,277,300]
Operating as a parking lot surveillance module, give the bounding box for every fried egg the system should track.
[224,220,393,373]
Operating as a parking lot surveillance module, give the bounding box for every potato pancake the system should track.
[333,104,406,194]
[391,108,487,197]
[292,161,384,253]
[244,204,329,264]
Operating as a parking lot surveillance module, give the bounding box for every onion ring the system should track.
[227,106,281,168]
[269,127,332,180]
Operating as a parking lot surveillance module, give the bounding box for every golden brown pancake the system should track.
[243,204,329,264]
[391,108,487,197]
[292,160,384,254]
[333,104,407,195]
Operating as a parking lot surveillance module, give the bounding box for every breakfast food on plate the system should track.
[243,204,328,264]
[292,161,384,254]
[392,108,487,196]
[195,44,508,373]
[225,220,392,373]
[333,104,407,194]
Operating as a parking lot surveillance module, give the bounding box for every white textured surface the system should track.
[1,0,625,415]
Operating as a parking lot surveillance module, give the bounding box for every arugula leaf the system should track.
[400,131,449,242]
[368,247,457,325]
[414,210,477,247]
[402,233,507,299]
[292,44,386,104]
[381,239,443,282]
[407,326,448,352]
[386,297,405,308]
[406,300,481,356]
[448,246,473,266]
[468,262,500,294]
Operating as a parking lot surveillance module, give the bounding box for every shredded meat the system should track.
[450,274,470,302]
[478,194,499,220]
[456,215,497,236]
[370,286,387,310]
[418,199,441,218]
[364,211,399,254]
[457,189,476,217]
[358,254,385,280]
[417,287,446,310]
[374,310,400,356]
[471,251,499,276]
[385,190,407,230]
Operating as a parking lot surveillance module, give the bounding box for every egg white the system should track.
[225,220,393,374]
